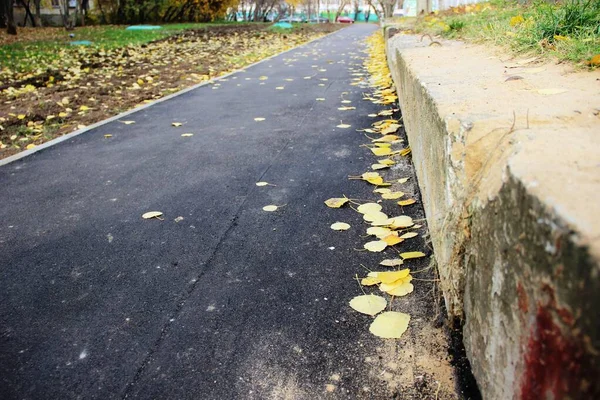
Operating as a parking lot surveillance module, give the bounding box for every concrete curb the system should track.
[384,29,600,399]
[0,27,345,167]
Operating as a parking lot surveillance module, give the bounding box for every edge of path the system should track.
[0,27,345,168]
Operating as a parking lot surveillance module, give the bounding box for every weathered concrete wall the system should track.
[384,30,600,399]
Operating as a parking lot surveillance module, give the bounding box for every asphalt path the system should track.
[0,24,437,399]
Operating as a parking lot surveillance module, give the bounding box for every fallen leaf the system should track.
[369,311,410,339]
[120,120,135,125]
[357,202,382,215]
[337,123,351,129]
[378,269,410,283]
[104,134,113,138]
[254,117,266,121]
[400,251,426,259]
[276,86,284,90]
[256,181,271,186]
[372,164,389,170]
[386,281,414,296]
[397,178,409,184]
[181,133,193,137]
[172,122,183,127]
[371,147,391,156]
[399,232,418,239]
[373,188,391,194]
[331,222,351,231]
[389,216,414,228]
[26,143,36,150]
[380,259,404,267]
[361,276,381,286]
[325,197,349,208]
[397,199,416,206]
[363,211,389,223]
[383,235,404,246]
[364,240,388,252]
[367,227,391,237]
[142,211,163,219]
[378,159,396,166]
[349,295,387,316]
[316,98,325,101]
[262,205,278,212]
[382,191,404,200]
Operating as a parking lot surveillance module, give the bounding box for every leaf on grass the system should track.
[399,232,418,239]
[364,240,387,252]
[380,258,404,267]
[369,311,410,339]
[262,205,278,212]
[254,117,266,121]
[330,222,351,231]
[378,269,410,283]
[325,197,349,208]
[382,191,404,200]
[400,251,426,259]
[397,199,416,206]
[349,295,387,316]
[142,211,163,219]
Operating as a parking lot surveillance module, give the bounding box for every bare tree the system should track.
[334,0,349,21]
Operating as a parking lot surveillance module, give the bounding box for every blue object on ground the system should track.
[69,40,93,46]
[126,25,163,30]
[272,22,293,29]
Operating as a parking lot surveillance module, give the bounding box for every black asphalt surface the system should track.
[0,24,436,399]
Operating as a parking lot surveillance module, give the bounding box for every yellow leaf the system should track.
[378,269,410,283]
[104,134,113,138]
[256,181,271,187]
[181,133,193,137]
[361,276,381,286]
[276,86,284,90]
[46,115,55,120]
[324,197,349,208]
[259,76,268,80]
[398,177,409,184]
[400,251,426,259]
[330,222,351,231]
[378,110,393,116]
[137,78,145,85]
[400,148,412,156]
[553,35,569,41]
[357,202,382,214]
[510,15,524,27]
[337,123,351,129]
[262,205,278,212]
[363,211,389,223]
[389,216,414,228]
[380,258,404,267]
[120,120,135,125]
[382,191,404,200]
[372,164,389,170]
[364,240,388,252]
[383,235,404,246]
[172,122,183,127]
[79,105,90,111]
[17,114,26,120]
[316,98,325,101]
[371,147,391,156]
[386,281,414,296]
[397,199,416,206]
[142,211,163,219]
[254,117,266,121]
[367,227,391,237]
[373,188,391,194]
[349,295,387,316]
[338,106,356,111]
[400,232,418,239]
[26,143,36,150]
[373,135,400,143]
[369,311,410,339]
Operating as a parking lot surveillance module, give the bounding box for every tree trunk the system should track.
[19,0,36,26]
[33,0,42,26]
[4,0,17,34]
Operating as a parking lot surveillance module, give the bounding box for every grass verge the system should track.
[412,0,600,67]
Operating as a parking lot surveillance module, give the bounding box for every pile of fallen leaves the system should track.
[325,31,426,340]
[0,24,340,159]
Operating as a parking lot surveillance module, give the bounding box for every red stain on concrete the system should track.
[517,282,528,314]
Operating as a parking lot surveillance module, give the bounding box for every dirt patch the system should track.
[0,23,342,159]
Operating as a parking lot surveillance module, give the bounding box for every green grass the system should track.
[414,0,600,66]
